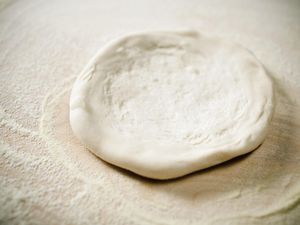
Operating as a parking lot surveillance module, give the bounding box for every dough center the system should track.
[101,44,248,145]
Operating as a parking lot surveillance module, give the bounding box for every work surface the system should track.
[1,0,300,224]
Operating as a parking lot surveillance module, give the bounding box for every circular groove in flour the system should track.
[70,31,274,179]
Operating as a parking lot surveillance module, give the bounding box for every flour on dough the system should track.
[70,31,274,179]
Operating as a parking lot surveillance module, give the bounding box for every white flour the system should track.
[1,0,300,224]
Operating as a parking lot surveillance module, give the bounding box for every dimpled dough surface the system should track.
[70,31,274,179]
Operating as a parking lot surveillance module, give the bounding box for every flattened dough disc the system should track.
[70,31,274,179]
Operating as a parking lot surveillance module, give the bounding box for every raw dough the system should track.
[70,31,274,179]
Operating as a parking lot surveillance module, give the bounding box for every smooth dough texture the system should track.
[70,31,274,179]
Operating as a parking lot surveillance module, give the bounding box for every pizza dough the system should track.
[69,31,274,179]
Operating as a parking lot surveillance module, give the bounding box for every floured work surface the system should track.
[1,0,300,224]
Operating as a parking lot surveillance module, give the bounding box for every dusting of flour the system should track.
[1,0,300,224]
[103,40,250,144]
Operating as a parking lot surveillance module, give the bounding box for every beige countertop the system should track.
[1,0,300,224]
